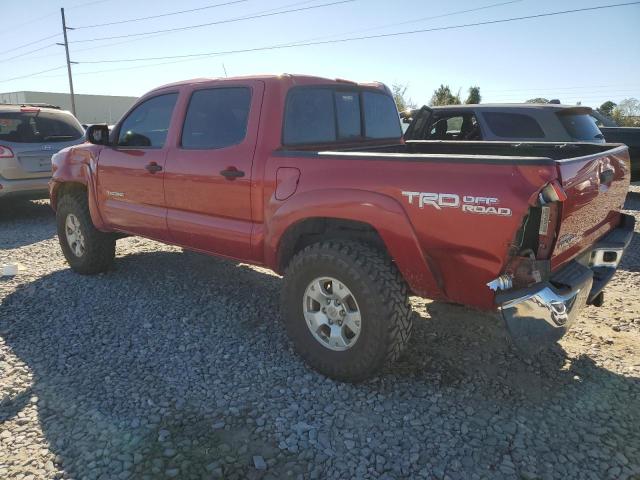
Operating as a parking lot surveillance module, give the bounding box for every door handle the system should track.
[220,167,245,179]
[145,162,163,174]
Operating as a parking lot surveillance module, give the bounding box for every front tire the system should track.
[56,192,115,274]
[281,241,412,382]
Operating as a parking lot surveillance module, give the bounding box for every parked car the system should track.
[591,111,640,182]
[403,104,606,143]
[0,104,85,200]
[49,75,633,381]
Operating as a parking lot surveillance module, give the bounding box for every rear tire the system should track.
[56,191,115,274]
[281,240,412,382]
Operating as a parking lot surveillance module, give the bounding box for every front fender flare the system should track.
[50,146,108,231]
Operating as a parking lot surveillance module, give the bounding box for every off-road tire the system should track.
[281,240,413,382]
[56,191,115,274]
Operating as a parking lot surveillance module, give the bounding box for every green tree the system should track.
[391,82,417,113]
[597,101,616,117]
[430,84,461,106]
[525,98,549,104]
[611,98,640,126]
[465,86,481,104]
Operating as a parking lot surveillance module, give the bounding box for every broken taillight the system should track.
[492,181,566,291]
[539,179,568,203]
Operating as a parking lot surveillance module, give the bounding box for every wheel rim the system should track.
[65,213,86,257]
[303,277,362,351]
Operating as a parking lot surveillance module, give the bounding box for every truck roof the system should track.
[152,74,388,92]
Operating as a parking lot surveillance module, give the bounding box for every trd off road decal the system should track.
[401,191,512,217]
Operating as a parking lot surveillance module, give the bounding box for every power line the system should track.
[0,12,58,37]
[75,1,640,64]
[0,33,60,56]
[0,44,58,64]
[283,0,524,46]
[0,0,108,38]
[73,0,251,29]
[0,66,66,84]
[69,0,356,43]
[68,0,344,53]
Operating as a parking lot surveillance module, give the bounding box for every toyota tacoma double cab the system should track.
[49,75,634,381]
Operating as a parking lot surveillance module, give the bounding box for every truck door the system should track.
[163,81,264,260]
[96,92,178,239]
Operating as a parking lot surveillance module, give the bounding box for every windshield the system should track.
[0,111,84,143]
[558,113,604,142]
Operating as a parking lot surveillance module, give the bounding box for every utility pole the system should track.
[58,8,76,116]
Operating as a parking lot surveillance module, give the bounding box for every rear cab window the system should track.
[557,113,604,142]
[0,110,83,143]
[283,86,401,145]
[482,112,545,139]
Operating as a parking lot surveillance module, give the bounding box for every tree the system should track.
[611,98,640,127]
[525,98,549,104]
[430,84,461,106]
[465,86,481,104]
[391,82,417,113]
[598,101,616,117]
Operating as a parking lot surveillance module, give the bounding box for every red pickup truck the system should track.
[49,75,634,381]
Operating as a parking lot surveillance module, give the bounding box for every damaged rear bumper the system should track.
[496,213,635,353]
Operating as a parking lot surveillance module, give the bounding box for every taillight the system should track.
[0,145,14,158]
[539,180,567,203]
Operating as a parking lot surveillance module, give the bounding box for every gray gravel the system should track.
[0,188,639,480]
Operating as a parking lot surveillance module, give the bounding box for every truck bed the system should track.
[276,140,630,307]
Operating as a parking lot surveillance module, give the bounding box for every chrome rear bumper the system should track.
[497,213,635,353]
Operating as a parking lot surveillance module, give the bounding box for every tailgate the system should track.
[552,144,630,268]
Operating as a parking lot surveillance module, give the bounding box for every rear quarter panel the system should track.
[261,152,558,310]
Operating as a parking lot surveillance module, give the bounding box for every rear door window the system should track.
[0,111,83,143]
[558,114,604,141]
[118,93,178,148]
[283,88,335,145]
[483,112,545,139]
[181,87,251,149]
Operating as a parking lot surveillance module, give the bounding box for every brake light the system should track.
[20,107,40,113]
[0,145,14,158]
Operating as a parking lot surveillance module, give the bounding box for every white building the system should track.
[0,91,137,124]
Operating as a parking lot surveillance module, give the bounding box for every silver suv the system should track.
[0,104,85,199]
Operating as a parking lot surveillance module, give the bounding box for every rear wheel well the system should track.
[277,218,387,273]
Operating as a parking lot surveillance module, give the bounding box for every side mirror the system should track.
[86,124,110,145]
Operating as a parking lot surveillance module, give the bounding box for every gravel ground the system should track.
[0,188,639,480]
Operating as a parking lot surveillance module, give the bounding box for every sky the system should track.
[0,0,639,109]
